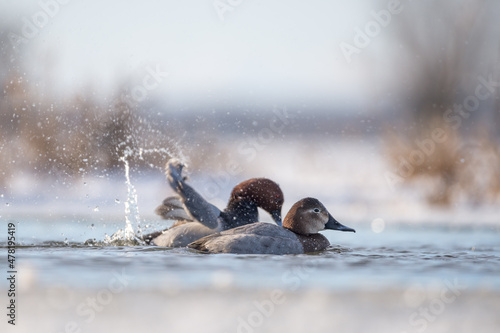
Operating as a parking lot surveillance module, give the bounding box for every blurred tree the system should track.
[382,0,500,131]
[381,0,500,205]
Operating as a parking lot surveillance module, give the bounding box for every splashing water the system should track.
[136,146,184,172]
[104,146,143,245]
[104,139,186,246]
[122,146,142,240]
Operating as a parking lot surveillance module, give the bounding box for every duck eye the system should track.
[313,208,321,213]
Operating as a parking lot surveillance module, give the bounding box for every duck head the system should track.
[228,178,284,226]
[283,197,355,235]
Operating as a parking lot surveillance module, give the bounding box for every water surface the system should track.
[1,216,499,333]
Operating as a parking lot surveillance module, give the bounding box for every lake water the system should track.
[1,216,499,333]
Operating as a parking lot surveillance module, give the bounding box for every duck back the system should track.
[152,223,221,247]
[188,223,303,254]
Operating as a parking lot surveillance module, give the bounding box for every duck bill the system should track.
[325,214,355,233]
[270,210,282,226]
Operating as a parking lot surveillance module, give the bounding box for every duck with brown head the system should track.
[224,178,284,229]
[188,197,355,255]
[144,159,284,247]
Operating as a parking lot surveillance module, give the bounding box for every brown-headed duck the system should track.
[187,197,355,254]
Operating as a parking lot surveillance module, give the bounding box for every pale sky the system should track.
[2,0,388,112]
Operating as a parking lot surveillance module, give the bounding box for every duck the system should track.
[144,159,284,247]
[187,197,355,254]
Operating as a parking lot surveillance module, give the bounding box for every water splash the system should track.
[136,146,185,172]
[104,138,186,246]
[121,145,143,241]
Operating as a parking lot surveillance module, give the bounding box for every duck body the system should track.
[145,159,284,247]
[187,223,308,254]
[150,205,264,247]
[152,222,221,247]
[188,197,355,255]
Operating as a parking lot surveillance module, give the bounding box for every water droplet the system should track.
[5,203,10,206]
[93,206,99,212]
[115,199,120,204]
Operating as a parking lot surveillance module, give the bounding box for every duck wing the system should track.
[155,196,194,221]
[166,159,220,229]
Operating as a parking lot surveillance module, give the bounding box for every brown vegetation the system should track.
[0,73,180,186]
[385,119,500,205]
[381,1,500,206]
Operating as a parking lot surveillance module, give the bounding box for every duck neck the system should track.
[294,233,330,253]
[221,200,259,230]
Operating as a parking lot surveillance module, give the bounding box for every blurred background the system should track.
[1,2,500,333]
[1,0,499,220]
